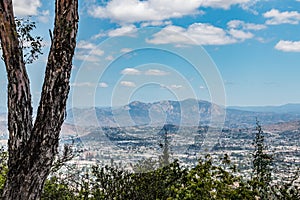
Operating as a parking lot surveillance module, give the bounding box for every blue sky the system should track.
[1,0,300,109]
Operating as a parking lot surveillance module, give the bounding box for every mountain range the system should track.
[0,99,299,139]
[66,99,300,128]
[0,99,299,132]
[229,103,300,114]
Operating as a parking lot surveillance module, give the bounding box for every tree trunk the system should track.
[0,0,78,199]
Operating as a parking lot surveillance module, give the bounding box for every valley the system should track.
[1,99,299,176]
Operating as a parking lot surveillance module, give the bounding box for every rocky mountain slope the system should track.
[66,99,300,128]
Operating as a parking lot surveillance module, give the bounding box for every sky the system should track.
[1,0,300,109]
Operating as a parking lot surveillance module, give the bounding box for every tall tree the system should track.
[159,127,170,167]
[252,119,273,199]
[0,0,78,199]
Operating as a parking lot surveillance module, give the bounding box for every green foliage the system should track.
[42,154,260,200]
[271,167,300,200]
[132,157,159,173]
[15,17,43,64]
[251,119,273,199]
[90,160,185,200]
[133,127,172,173]
[0,17,43,64]
[42,176,78,200]
[37,121,299,199]
[1,121,299,199]
[167,155,256,200]
[51,144,75,173]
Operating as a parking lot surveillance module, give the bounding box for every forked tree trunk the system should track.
[0,0,78,199]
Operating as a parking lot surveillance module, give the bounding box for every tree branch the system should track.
[0,0,78,198]
[31,0,79,156]
[0,0,33,159]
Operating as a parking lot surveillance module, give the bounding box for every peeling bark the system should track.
[0,0,78,199]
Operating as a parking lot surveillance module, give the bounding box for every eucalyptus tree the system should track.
[0,0,79,199]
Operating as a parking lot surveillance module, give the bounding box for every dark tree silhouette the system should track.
[159,127,170,167]
[252,119,273,199]
[0,0,78,199]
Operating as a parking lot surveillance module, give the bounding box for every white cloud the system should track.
[121,68,169,76]
[121,68,141,75]
[75,49,103,61]
[75,54,100,62]
[264,9,300,25]
[159,84,167,89]
[105,55,114,61]
[201,0,251,10]
[90,49,104,56]
[120,81,136,87]
[244,23,266,30]
[71,82,109,88]
[70,82,95,87]
[240,0,260,15]
[77,41,97,49]
[275,40,300,52]
[141,20,172,27]
[89,0,252,24]
[227,20,266,30]
[147,23,237,45]
[38,10,50,23]
[108,25,138,37]
[99,82,109,88]
[76,41,104,61]
[13,0,41,16]
[145,69,169,76]
[120,48,133,53]
[226,20,265,42]
[256,37,267,43]
[228,29,253,40]
[89,0,203,24]
[92,32,106,40]
[93,26,137,39]
[170,84,183,89]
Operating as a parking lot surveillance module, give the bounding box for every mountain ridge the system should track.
[66,99,300,128]
[229,103,300,113]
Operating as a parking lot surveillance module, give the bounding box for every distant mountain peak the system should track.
[66,99,300,128]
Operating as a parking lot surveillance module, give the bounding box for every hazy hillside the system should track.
[66,99,300,128]
[229,103,300,114]
[0,99,299,139]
